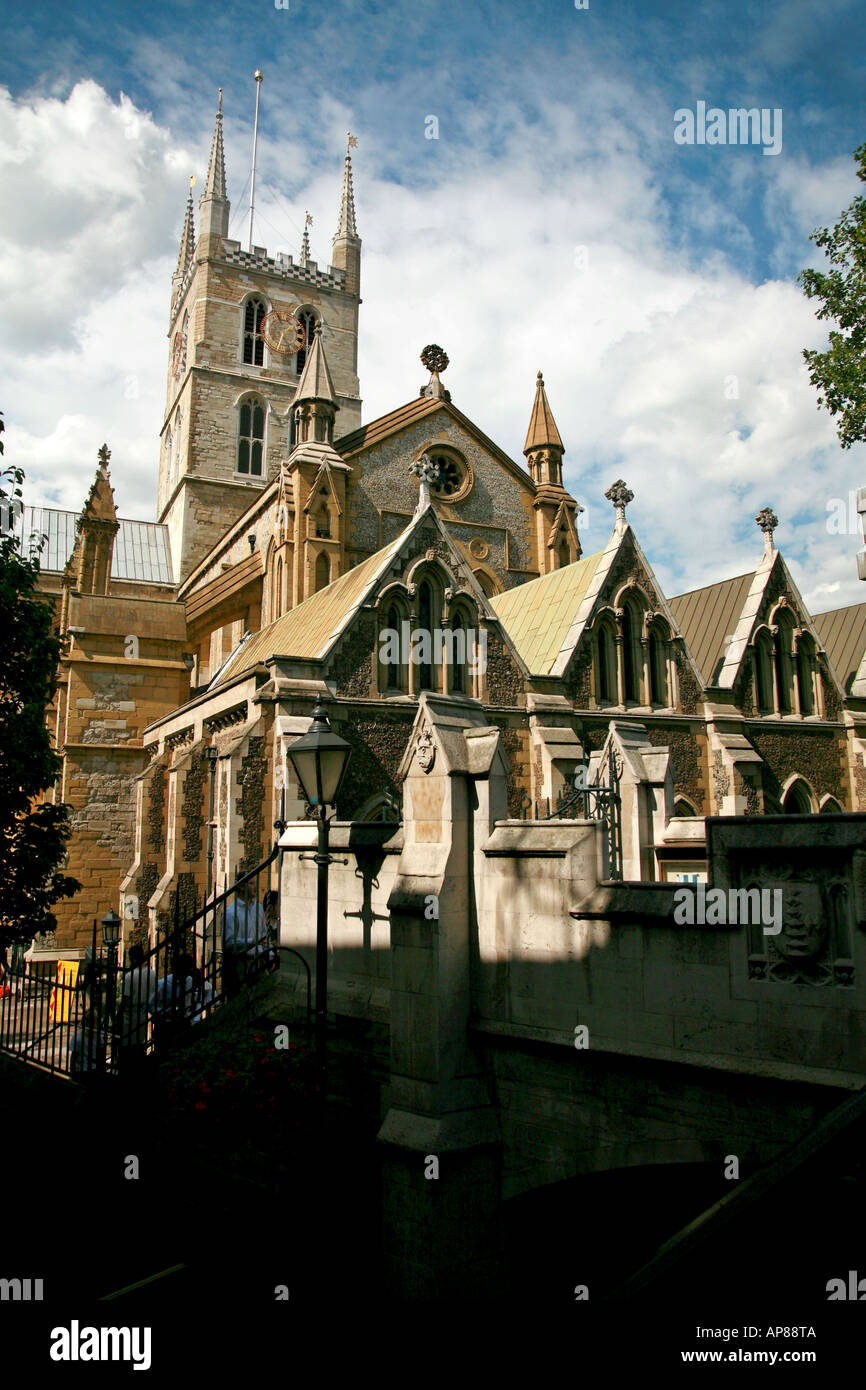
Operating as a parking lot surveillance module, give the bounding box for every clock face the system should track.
[262,309,306,355]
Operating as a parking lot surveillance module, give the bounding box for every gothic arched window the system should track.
[172,408,182,488]
[238,397,265,476]
[783,779,813,814]
[243,297,266,366]
[754,630,774,713]
[621,603,638,702]
[180,310,189,375]
[315,552,330,591]
[450,610,467,695]
[596,620,616,704]
[648,622,668,705]
[418,580,435,691]
[295,310,317,374]
[796,634,815,716]
[273,556,284,621]
[775,612,796,714]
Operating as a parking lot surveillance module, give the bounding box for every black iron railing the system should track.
[0,843,305,1079]
[520,744,623,880]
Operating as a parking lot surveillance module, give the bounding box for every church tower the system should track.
[158,94,363,582]
[523,371,582,574]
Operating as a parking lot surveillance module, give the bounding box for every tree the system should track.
[798,143,866,449]
[0,413,79,947]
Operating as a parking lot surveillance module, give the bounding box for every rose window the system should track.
[430,454,464,497]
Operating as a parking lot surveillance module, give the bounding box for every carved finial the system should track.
[97,443,111,473]
[605,479,634,532]
[420,344,450,400]
[409,453,442,515]
[756,506,778,556]
[218,87,223,114]
[301,210,312,264]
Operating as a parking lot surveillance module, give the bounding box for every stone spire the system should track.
[331,133,361,295]
[523,371,564,486]
[301,210,312,265]
[605,479,634,535]
[175,183,196,279]
[198,89,230,242]
[335,132,358,238]
[756,506,778,558]
[71,444,120,596]
[293,324,339,445]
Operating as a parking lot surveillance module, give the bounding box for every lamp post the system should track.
[287,694,351,1093]
[101,908,121,1073]
[205,745,219,902]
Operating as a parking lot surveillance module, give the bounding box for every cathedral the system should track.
[22,96,866,948]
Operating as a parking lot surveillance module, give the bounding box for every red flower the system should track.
[195,1101,206,1111]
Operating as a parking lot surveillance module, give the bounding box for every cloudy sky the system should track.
[1,0,864,609]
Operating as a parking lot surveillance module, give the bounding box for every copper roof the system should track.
[491,553,603,675]
[215,534,405,682]
[669,571,755,685]
[813,601,866,693]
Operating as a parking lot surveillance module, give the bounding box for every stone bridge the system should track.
[277,694,866,1300]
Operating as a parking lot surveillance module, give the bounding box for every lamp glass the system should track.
[101,910,121,947]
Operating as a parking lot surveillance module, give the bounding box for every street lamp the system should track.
[287,694,351,1088]
[101,908,122,1072]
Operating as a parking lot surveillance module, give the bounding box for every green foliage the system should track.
[798,144,866,449]
[0,414,79,945]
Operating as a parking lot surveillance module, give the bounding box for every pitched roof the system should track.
[523,372,564,454]
[813,601,866,693]
[215,534,405,681]
[491,553,603,675]
[335,396,533,492]
[669,571,755,685]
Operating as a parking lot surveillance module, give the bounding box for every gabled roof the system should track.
[335,395,534,493]
[813,601,866,694]
[215,500,521,686]
[669,572,755,685]
[491,553,602,675]
[217,536,404,680]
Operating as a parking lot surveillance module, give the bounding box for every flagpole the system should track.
[248,69,264,252]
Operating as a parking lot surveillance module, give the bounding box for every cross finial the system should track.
[409,453,441,515]
[97,443,111,472]
[605,479,634,532]
[756,506,778,555]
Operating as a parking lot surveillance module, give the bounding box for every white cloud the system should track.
[3,77,864,618]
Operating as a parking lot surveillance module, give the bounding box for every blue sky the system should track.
[1,0,865,608]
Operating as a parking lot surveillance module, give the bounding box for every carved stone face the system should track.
[416,728,435,773]
[777,883,826,961]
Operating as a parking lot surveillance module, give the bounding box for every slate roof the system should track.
[14,506,173,584]
[813,601,866,694]
[490,553,603,675]
[668,572,755,685]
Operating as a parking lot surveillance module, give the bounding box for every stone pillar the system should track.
[379,694,506,1299]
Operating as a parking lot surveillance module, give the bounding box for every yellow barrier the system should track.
[48,961,80,1023]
